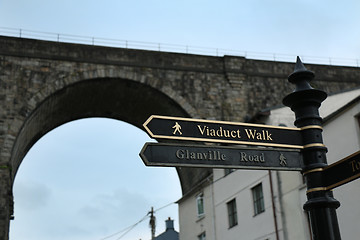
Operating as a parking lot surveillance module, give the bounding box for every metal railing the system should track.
[0,27,359,67]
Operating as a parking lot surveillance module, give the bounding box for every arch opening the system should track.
[11,78,192,186]
[7,77,212,239]
[10,117,182,240]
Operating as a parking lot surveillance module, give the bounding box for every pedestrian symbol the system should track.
[279,153,287,166]
[172,122,182,135]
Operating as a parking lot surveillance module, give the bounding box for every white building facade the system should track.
[178,88,360,240]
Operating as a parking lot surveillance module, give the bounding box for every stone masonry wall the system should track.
[1,36,360,239]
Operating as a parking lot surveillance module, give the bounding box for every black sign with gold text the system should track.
[140,142,303,171]
[323,151,360,190]
[143,115,303,149]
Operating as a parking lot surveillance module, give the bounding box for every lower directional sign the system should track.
[324,151,360,190]
[140,142,303,171]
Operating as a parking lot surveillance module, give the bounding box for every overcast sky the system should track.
[1,1,360,240]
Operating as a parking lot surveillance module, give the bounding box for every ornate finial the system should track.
[293,56,308,73]
[288,56,315,91]
[283,57,327,107]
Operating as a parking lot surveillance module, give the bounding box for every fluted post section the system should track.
[283,57,341,240]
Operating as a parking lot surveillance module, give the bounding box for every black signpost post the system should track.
[283,57,341,240]
[140,57,360,240]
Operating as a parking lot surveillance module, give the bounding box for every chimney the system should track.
[165,217,174,231]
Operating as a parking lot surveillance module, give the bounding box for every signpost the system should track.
[143,115,303,149]
[140,142,303,170]
[140,57,360,240]
[283,57,341,240]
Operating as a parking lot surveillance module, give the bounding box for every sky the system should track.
[10,119,181,240]
[1,1,360,240]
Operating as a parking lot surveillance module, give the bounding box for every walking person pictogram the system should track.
[279,153,287,166]
[172,122,182,135]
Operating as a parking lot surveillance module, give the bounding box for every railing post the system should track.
[283,57,341,240]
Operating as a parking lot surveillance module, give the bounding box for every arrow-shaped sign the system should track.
[140,142,303,171]
[323,151,360,190]
[143,115,303,149]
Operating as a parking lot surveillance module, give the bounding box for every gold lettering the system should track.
[260,153,265,162]
[237,129,241,138]
[176,149,185,159]
[197,125,242,139]
[350,159,360,172]
[256,132,262,140]
[240,152,265,163]
[231,130,237,138]
[216,127,223,137]
[176,149,226,161]
[245,129,256,139]
[266,130,273,141]
[240,152,247,161]
[197,125,206,135]
[245,129,273,141]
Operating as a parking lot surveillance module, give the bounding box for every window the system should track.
[227,198,238,228]
[196,193,204,217]
[252,183,265,215]
[198,232,206,240]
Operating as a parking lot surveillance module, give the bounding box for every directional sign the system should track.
[323,151,360,190]
[143,115,303,149]
[140,142,303,171]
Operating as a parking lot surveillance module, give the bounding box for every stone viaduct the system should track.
[1,36,360,239]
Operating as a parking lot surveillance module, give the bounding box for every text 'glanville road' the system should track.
[140,142,303,171]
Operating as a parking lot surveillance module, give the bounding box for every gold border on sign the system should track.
[143,115,304,149]
[145,115,302,130]
[306,187,328,194]
[303,143,326,149]
[304,151,360,191]
[139,142,303,171]
[302,168,324,176]
[300,125,323,131]
[324,150,360,169]
[325,173,360,190]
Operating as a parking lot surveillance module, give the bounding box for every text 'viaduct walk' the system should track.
[1,36,360,239]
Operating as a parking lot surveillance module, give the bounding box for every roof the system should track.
[259,88,360,127]
[321,89,360,123]
[153,218,179,240]
[153,230,179,240]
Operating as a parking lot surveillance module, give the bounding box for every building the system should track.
[177,88,360,240]
[153,218,179,240]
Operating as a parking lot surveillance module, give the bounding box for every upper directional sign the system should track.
[323,151,360,190]
[140,142,303,171]
[143,115,303,149]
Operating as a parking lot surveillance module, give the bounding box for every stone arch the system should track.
[26,66,198,120]
[10,77,204,195]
